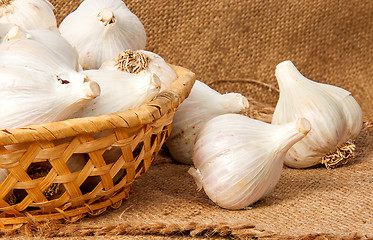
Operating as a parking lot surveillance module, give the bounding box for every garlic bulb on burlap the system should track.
[166,80,249,164]
[100,50,177,90]
[0,0,57,31]
[0,66,100,129]
[74,70,161,117]
[189,114,311,210]
[59,0,146,69]
[272,60,363,169]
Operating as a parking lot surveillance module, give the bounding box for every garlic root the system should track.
[321,140,356,169]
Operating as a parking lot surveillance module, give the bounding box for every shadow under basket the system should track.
[0,65,195,231]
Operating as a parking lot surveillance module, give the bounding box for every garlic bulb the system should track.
[0,65,100,129]
[189,114,310,210]
[26,28,82,71]
[0,0,57,31]
[272,60,363,168]
[59,0,146,70]
[100,50,177,90]
[74,70,161,117]
[166,80,249,164]
[0,26,81,73]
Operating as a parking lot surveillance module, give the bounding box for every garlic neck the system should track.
[274,118,311,156]
[97,8,116,26]
[275,60,312,93]
[220,93,250,113]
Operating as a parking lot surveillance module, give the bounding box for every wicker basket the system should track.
[0,65,195,231]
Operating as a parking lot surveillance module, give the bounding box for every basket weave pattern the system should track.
[0,66,195,230]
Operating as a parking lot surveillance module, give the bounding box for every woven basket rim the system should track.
[0,65,195,146]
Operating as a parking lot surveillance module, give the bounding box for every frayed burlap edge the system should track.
[2,219,370,240]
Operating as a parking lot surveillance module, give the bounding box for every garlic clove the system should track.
[100,49,177,91]
[0,0,57,31]
[59,0,146,70]
[74,70,161,118]
[272,60,363,168]
[191,114,310,210]
[166,80,249,164]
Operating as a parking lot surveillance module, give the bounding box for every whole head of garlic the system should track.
[73,70,161,118]
[0,66,100,129]
[0,25,81,71]
[0,0,57,31]
[189,114,310,210]
[0,25,82,73]
[100,49,177,90]
[59,0,146,70]
[166,80,249,164]
[272,60,363,168]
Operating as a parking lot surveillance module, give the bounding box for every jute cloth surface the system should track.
[25,0,373,239]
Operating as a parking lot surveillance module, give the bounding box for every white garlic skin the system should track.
[272,60,363,168]
[26,29,82,71]
[0,28,82,74]
[190,114,310,210]
[0,66,100,129]
[0,0,57,31]
[74,70,161,117]
[166,80,249,164]
[100,50,177,91]
[59,0,146,70]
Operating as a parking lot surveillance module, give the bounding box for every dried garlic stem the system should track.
[321,140,356,169]
[97,8,116,26]
[115,50,149,74]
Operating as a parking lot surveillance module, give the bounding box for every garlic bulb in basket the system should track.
[74,70,161,117]
[0,66,100,129]
[0,26,81,73]
[59,0,146,69]
[272,60,363,169]
[189,114,311,210]
[166,80,249,164]
[100,50,177,90]
[0,0,57,31]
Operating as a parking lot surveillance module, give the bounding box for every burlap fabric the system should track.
[13,0,373,239]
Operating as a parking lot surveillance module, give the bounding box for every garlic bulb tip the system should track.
[296,118,311,135]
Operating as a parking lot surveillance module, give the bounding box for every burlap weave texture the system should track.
[36,0,373,239]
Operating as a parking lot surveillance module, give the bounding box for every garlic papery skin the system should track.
[189,114,311,210]
[26,29,82,71]
[59,0,146,70]
[165,80,249,164]
[100,50,177,90]
[272,60,363,169]
[0,0,57,31]
[0,29,81,73]
[0,25,81,71]
[0,66,100,129]
[73,70,161,117]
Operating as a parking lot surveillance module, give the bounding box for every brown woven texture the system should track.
[5,0,372,239]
